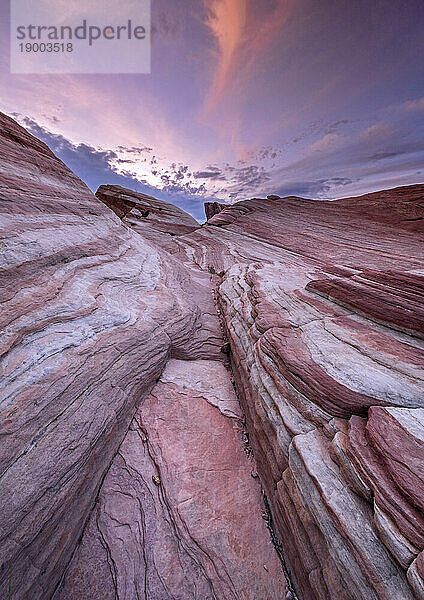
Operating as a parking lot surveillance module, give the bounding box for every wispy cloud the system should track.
[202,0,295,114]
[1,0,423,213]
[390,96,424,113]
[309,133,342,153]
[203,0,248,113]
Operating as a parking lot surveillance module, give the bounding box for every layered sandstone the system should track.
[0,113,284,600]
[55,360,283,600]
[96,184,198,251]
[204,201,228,221]
[173,185,424,600]
[1,111,423,600]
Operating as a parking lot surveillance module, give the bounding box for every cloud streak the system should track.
[1,0,423,216]
[203,0,247,113]
[202,0,295,115]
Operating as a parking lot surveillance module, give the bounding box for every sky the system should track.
[1,0,424,221]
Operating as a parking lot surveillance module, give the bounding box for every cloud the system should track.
[369,151,403,160]
[202,0,295,114]
[391,96,424,113]
[117,145,153,154]
[216,163,271,199]
[203,0,248,113]
[360,122,395,141]
[273,177,355,199]
[193,167,225,179]
[326,119,352,133]
[309,133,342,153]
[13,114,222,221]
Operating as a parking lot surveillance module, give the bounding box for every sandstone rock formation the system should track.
[0,113,284,600]
[204,201,228,221]
[96,184,198,251]
[1,111,423,600]
[173,186,424,600]
[55,360,283,600]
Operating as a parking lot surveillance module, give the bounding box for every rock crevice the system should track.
[1,113,423,600]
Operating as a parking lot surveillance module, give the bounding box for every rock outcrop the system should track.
[0,113,284,600]
[1,111,423,600]
[204,201,228,221]
[96,184,198,251]
[172,187,424,600]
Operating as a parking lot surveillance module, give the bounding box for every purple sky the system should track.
[1,0,424,220]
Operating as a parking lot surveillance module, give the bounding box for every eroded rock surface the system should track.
[96,184,198,251]
[55,360,284,600]
[204,201,228,221]
[173,187,424,599]
[0,114,284,600]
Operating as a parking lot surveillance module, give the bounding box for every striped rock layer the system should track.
[1,111,423,600]
[174,186,424,600]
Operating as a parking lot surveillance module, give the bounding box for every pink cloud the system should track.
[398,97,424,112]
[360,122,395,141]
[202,0,296,115]
[203,0,248,114]
[309,133,341,153]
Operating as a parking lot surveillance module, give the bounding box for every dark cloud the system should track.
[233,165,270,187]
[367,139,424,162]
[193,167,225,180]
[218,164,272,202]
[117,145,153,154]
[326,119,352,133]
[369,151,403,161]
[274,177,355,199]
[18,116,121,189]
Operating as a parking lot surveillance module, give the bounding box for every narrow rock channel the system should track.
[1,113,423,600]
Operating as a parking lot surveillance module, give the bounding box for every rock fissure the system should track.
[1,113,423,600]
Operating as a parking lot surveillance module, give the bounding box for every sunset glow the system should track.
[1,0,423,219]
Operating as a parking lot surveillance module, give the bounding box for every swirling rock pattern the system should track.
[0,113,283,600]
[55,359,284,600]
[1,110,424,600]
[174,186,424,599]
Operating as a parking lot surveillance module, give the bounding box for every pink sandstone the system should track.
[1,111,424,600]
[0,113,283,600]
[173,184,424,599]
[55,360,284,600]
[204,201,228,221]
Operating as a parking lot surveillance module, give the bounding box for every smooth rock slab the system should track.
[55,359,285,600]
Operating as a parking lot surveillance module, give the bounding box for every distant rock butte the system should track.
[0,112,423,600]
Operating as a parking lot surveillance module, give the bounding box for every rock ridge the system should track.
[1,111,423,600]
[174,183,424,600]
[0,113,285,600]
